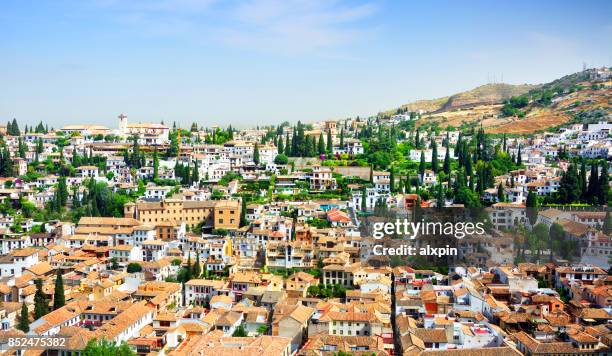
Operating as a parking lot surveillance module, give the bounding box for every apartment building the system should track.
[124,199,240,230]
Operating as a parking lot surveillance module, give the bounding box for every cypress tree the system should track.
[559,163,581,204]
[57,176,69,207]
[587,164,599,202]
[240,197,248,227]
[326,130,333,153]
[580,159,587,199]
[598,160,609,205]
[192,251,201,278]
[71,186,80,209]
[277,136,284,155]
[455,134,462,158]
[53,268,65,310]
[389,168,395,193]
[294,124,300,155]
[192,160,199,185]
[18,138,26,158]
[318,133,325,155]
[431,141,438,173]
[497,183,505,202]
[184,164,191,185]
[311,135,317,156]
[33,279,49,319]
[153,148,159,181]
[419,151,426,177]
[12,118,20,136]
[18,303,29,332]
[361,186,367,211]
[443,148,450,175]
[526,190,538,226]
[185,254,192,282]
[465,154,473,178]
[436,183,444,209]
[253,143,260,165]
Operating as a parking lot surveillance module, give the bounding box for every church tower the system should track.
[118,113,128,135]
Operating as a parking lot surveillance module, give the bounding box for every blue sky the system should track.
[1,0,611,129]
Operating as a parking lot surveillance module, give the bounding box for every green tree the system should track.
[549,223,565,262]
[526,191,538,226]
[127,263,142,273]
[497,183,505,203]
[419,151,426,177]
[18,137,26,158]
[17,303,29,333]
[253,143,260,165]
[285,134,291,157]
[436,183,445,208]
[53,268,65,310]
[257,325,268,335]
[0,144,14,177]
[598,160,609,205]
[559,163,581,204]
[431,141,438,173]
[33,279,49,319]
[361,186,367,212]
[192,251,201,278]
[277,135,284,155]
[533,223,549,261]
[326,130,333,153]
[110,257,119,270]
[83,339,136,356]
[232,324,248,337]
[240,197,248,227]
[317,133,325,155]
[579,159,587,199]
[443,148,450,175]
[274,154,288,165]
[587,164,599,203]
[153,148,159,181]
[192,160,199,185]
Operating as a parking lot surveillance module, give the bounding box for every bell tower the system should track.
[118,113,128,134]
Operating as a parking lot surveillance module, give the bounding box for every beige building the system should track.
[124,199,240,230]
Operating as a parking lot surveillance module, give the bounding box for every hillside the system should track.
[440,83,537,111]
[388,69,611,134]
[388,83,536,114]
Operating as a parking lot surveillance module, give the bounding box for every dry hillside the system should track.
[388,83,536,114]
[391,69,611,134]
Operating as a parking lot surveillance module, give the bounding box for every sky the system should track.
[1,0,611,129]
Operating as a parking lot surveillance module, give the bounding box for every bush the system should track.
[274,154,289,165]
[126,263,142,273]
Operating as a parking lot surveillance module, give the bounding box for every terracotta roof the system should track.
[412,328,448,343]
